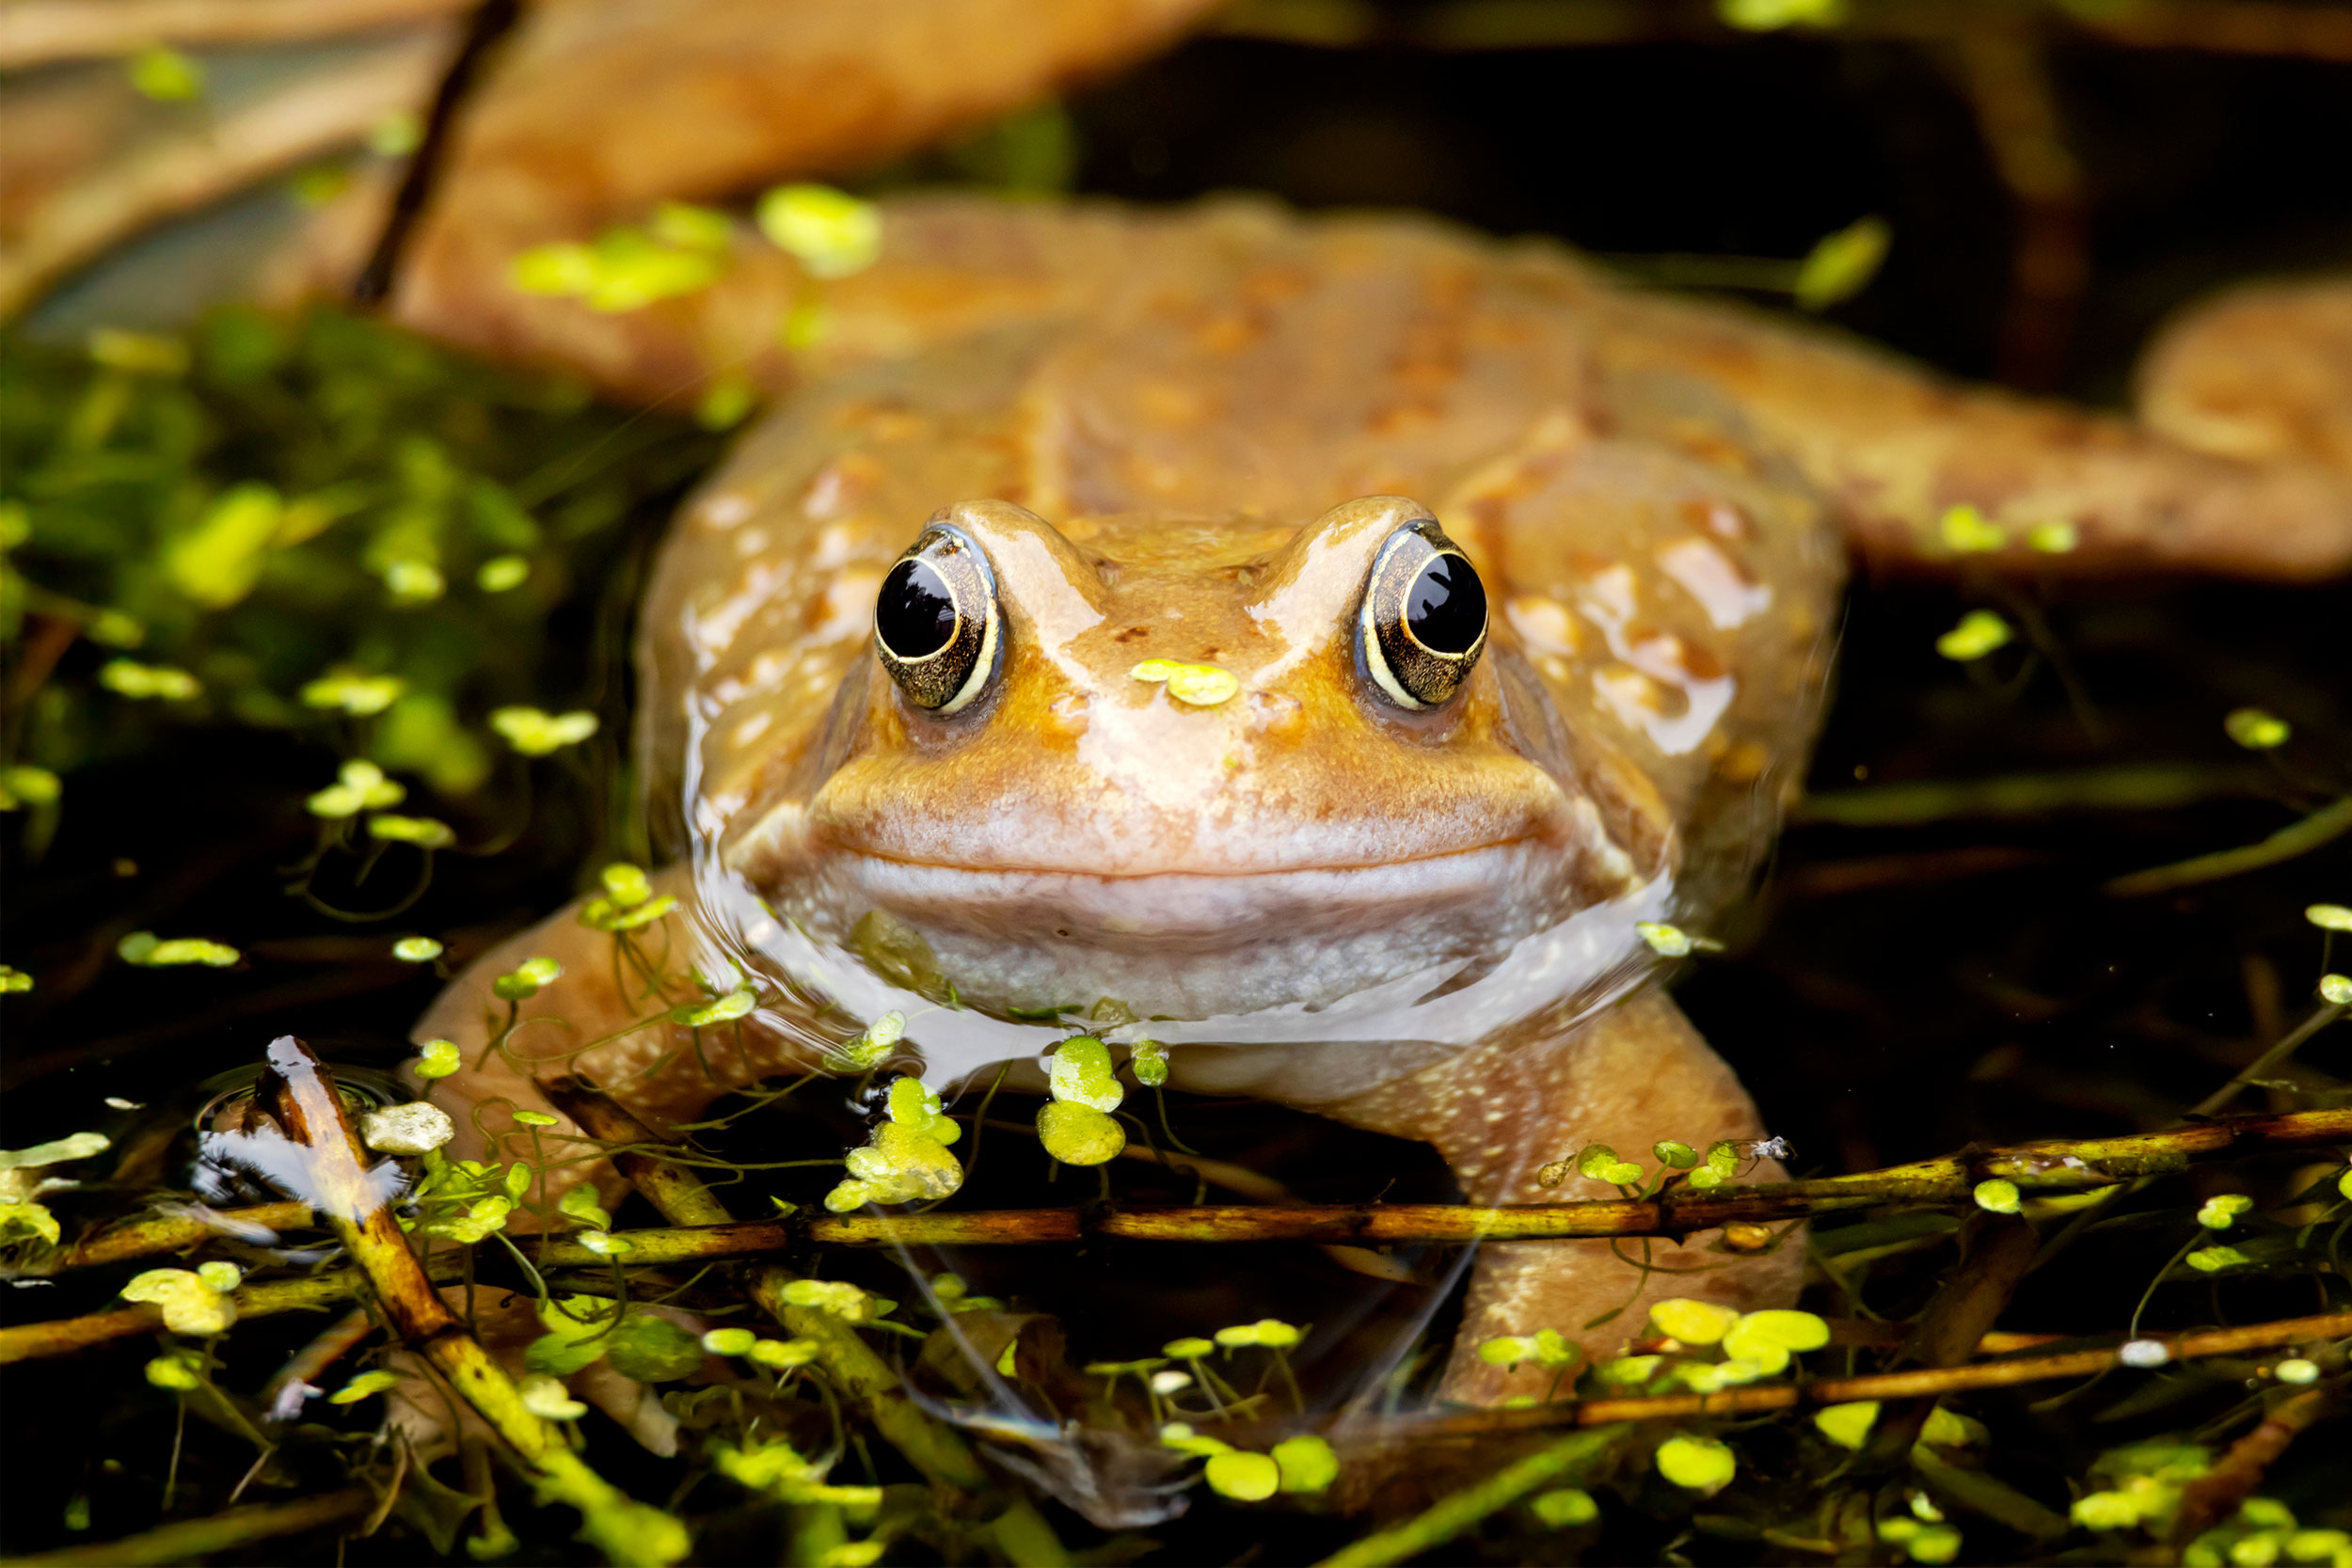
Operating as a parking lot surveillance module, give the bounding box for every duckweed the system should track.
[1936,610,2013,660]
[1648,1297,1740,1344]
[145,1354,203,1391]
[1813,1400,1880,1449]
[328,1370,400,1404]
[756,185,882,279]
[121,1267,236,1334]
[490,705,600,754]
[2225,707,2292,749]
[1973,1177,2023,1213]
[1531,1487,1600,1528]
[1047,1036,1123,1111]
[2195,1193,2254,1228]
[1654,1434,1737,1493]
[1937,504,2007,553]
[700,1327,756,1357]
[117,932,239,967]
[1719,1308,1830,1374]
[1203,1450,1280,1501]
[1037,1100,1124,1164]
[1634,919,1693,957]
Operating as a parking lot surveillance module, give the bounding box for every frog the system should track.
[408,170,2352,1405]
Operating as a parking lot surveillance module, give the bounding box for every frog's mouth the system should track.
[751,831,1644,1022]
[823,839,1556,940]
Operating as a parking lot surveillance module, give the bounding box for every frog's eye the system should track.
[1359,520,1488,709]
[875,526,1000,714]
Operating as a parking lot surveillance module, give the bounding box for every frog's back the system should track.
[644,199,1840,922]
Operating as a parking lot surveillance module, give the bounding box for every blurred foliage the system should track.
[0,308,720,803]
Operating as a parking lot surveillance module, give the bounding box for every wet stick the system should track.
[1861,1213,2040,1467]
[7,1107,2343,1365]
[2,1484,377,1567]
[0,1271,379,1363]
[1313,1425,1629,1568]
[2170,1385,2342,1543]
[2033,998,2348,1274]
[20,1200,314,1275]
[249,1037,687,1567]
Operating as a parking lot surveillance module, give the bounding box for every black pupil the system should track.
[1406,553,1485,654]
[877,558,956,657]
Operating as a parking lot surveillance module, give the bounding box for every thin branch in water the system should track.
[351,0,523,304]
[2106,794,2352,896]
[2171,1386,2342,1543]
[1314,1424,1630,1568]
[2,1485,377,1568]
[246,1037,685,1565]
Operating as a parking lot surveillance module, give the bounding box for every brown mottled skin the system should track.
[396,8,2352,1413]
[417,197,2352,1406]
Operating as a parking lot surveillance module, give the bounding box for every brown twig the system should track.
[261,1306,377,1418]
[6,1105,2340,1364]
[2106,796,2352,897]
[2171,1386,2342,1542]
[350,0,522,304]
[0,1484,377,1567]
[1864,1214,2041,1465]
[248,1038,685,1566]
[23,1200,314,1275]
[2032,1003,2347,1275]
[0,1271,373,1363]
[1949,15,2088,388]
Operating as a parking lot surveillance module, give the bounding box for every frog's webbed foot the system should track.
[1315,990,1802,1404]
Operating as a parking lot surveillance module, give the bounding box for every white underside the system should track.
[689,847,1676,1102]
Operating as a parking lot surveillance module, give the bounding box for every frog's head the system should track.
[726,497,1671,1023]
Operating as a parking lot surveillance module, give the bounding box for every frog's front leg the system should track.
[412,865,818,1203]
[1320,990,1801,1404]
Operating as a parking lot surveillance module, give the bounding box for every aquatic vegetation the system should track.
[1936,609,2015,660]
[1130,657,1241,707]
[0,304,721,816]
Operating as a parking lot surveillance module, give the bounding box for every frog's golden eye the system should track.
[1359,520,1488,709]
[875,526,999,714]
